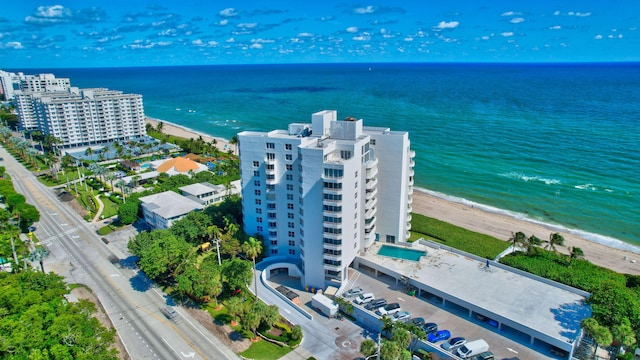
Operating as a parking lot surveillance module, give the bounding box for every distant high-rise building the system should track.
[15,87,146,147]
[239,110,415,290]
[0,70,70,100]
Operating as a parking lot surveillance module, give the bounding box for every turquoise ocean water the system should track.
[35,63,640,250]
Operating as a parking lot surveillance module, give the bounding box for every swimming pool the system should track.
[377,245,426,261]
[140,163,151,169]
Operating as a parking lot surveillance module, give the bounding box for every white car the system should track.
[391,311,411,322]
[353,293,375,305]
[376,302,401,316]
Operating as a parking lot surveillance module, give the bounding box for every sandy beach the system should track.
[145,117,231,153]
[147,116,640,276]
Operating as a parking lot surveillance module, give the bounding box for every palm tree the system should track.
[544,233,565,253]
[242,236,263,297]
[84,147,94,157]
[89,163,107,183]
[156,121,164,133]
[508,231,527,253]
[115,180,129,203]
[568,246,585,266]
[524,234,542,254]
[105,173,116,190]
[229,135,238,155]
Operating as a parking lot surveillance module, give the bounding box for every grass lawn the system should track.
[99,194,119,218]
[410,213,509,259]
[240,339,293,360]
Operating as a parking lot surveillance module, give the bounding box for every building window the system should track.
[323,182,342,190]
[270,240,277,245]
[288,240,295,246]
[287,193,294,200]
[257,226,263,232]
[324,168,344,178]
[271,249,278,255]
[266,164,275,170]
[256,208,262,214]
[286,154,293,161]
[267,174,275,180]
[288,213,294,219]
[269,231,277,237]
[266,153,275,160]
[267,184,275,190]
[253,161,259,167]
[267,203,276,209]
[285,144,292,150]
[268,212,277,219]
[386,235,396,243]
[254,180,260,186]
[266,142,275,149]
[286,164,293,171]
[254,190,261,196]
[256,217,262,223]
[286,184,294,191]
[253,170,260,177]
[255,199,262,205]
[286,174,293,181]
[288,231,295,237]
[370,139,376,145]
[289,249,295,255]
[287,203,294,209]
[269,221,277,228]
[288,222,295,228]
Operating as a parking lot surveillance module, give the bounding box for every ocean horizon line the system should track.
[7,60,640,72]
[144,116,640,255]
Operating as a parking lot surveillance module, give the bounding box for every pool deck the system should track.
[359,241,590,351]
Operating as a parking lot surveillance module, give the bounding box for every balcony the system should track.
[366,166,379,179]
[409,158,415,167]
[409,168,415,177]
[364,207,376,219]
[323,242,341,250]
[365,157,378,169]
[407,196,413,204]
[365,188,378,201]
[323,232,341,240]
[409,150,416,158]
[323,263,342,271]
[407,204,413,213]
[365,198,377,210]
[365,178,378,190]
[323,252,342,261]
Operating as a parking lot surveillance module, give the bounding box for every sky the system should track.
[0,1,639,68]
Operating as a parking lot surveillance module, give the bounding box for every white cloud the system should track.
[4,41,24,49]
[226,37,235,43]
[501,11,521,16]
[298,32,313,37]
[219,8,238,17]
[24,5,72,24]
[219,19,228,26]
[404,37,414,42]
[575,12,591,17]
[352,35,371,41]
[510,18,525,24]
[353,6,375,14]
[250,43,263,49]
[252,38,275,44]
[481,35,490,40]
[436,21,459,29]
[501,32,514,37]
[237,23,257,29]
[346,26,358,33]
[549,25,562,30]
[192,39,220,47]
[158,29,176,36]
[553,11,561,16]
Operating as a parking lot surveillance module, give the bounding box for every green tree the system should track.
[612,318,636,349]
[28,247,49,273]
[6,193,26,210]
[380,340,402,360]
[229,135,239,155]
[170,211,212,245]
[391,327,412,351]
[137,232,191,281]
[221,257,252,291]
[290,325,302,341]
[176,260,223,302]
[508,231,527,253]
[242,236,262,296]
[261,304,280,329]
[241,307,261,339]
[525,234,542,254]
[225,296,244,325]
[381,315,395,338]
[544,232,565,253]
[16,203,40,230]
[117,198,139,225]
[568,246,585,266]
[360,339,377,357]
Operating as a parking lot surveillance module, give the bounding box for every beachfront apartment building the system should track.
[239,110,415,290]
[0,70,70,100]
[14,87,146,147]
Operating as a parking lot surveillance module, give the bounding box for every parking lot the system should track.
[348,268,558,360]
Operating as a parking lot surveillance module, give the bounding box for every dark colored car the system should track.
[365,298,387,311]
[423,322,438,334]
[427,329,451,343]
[28,226,36,232]
[472,351,494,360]
[407,317,425,327]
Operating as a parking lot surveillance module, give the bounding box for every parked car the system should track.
[441,337,466,351]
[407,317,425,327]
[376,302,401,316]
[471,351,494,360]
[353,293,375,305]
[392,311,411,322]
[365,298,387,311]
[344,287,364,298]
[423,322,438,334]
[428,329,451,343]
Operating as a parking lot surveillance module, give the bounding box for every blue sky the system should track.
[1,1,639,68]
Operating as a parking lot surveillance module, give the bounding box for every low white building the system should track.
[139,191,204,230]
[179,180,241,206]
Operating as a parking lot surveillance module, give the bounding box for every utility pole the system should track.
[377,332,381,360]
[215,238,221,266]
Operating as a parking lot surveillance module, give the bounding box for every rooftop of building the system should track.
[179,182,223,196]
[139,190,204,219]
[359,241,590,346]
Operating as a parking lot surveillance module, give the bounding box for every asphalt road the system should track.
[0,146,238,360]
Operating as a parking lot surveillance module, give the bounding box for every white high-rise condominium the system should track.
[239,110,415,290]
[0,70,70,101]
[15,87,146,147]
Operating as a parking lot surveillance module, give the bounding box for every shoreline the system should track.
[146,116,640,276]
